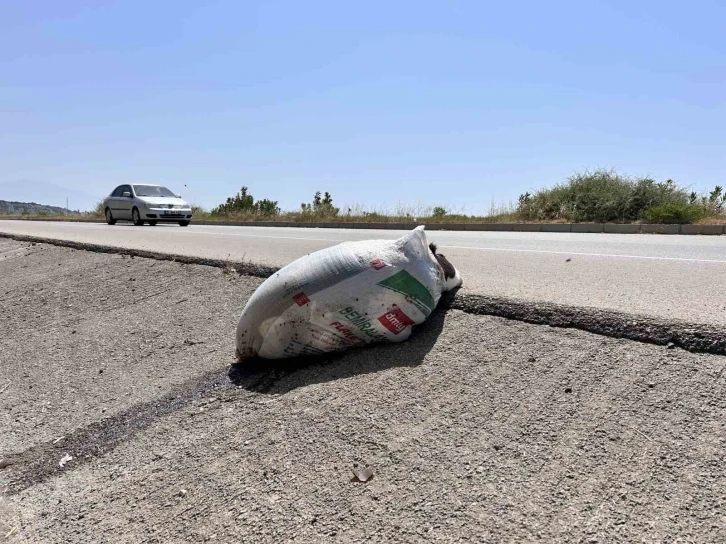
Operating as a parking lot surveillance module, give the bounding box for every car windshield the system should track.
[133,185,176,197]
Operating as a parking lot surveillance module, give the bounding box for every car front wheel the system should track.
[178,221,190,227]
[132,207,144,226]
[105,208,116,225]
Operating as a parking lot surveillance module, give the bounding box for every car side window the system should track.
[111,186,124,197]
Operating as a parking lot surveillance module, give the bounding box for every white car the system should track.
[102,184,193,226]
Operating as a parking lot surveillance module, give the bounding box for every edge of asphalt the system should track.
[1,217,725,235]
[2,231,724,357]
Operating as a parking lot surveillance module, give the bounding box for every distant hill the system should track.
[0,180,101,212]
[0,200,79,215]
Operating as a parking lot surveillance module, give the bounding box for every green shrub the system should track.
[431,206,447,218]
[300,191,339,218]
[516,169,709,223]
[255,198,281,216]
[643,203,706,224]
[211,187,280,216]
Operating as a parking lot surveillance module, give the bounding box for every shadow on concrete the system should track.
[228,290,458,395]
[3,292,456,494]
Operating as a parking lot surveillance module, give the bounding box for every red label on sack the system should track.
[370,258,386,270]
[329,321,364,345]
[292,292,310,306]
[378,307,414,335]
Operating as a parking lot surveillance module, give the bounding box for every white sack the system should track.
[235,226,460,361]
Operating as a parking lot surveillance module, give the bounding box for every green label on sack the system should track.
[377,270,434,316]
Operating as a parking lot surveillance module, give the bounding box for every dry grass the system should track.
[2,210,724,225]
[1,200,723,225]
[188,200,523,224]
[0,212,101,222]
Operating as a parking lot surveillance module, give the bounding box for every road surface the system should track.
[1,220,725,325]
[2,239,724,543]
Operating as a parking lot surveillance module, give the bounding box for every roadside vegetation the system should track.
[192,171,726,224]
[517,170,725,224]
[2,170,724,224]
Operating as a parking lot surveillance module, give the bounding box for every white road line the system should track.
[439,245,726,264]
[2,223,725,263]
[171,231,726,263]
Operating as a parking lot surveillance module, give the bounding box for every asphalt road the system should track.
[1,220,725,325]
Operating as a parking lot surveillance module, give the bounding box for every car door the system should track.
[118,185,134,219]
[107,186,125,218]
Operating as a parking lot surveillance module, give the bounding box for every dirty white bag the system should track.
[236,226,461,361]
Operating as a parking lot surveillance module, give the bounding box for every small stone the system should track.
[564,387,573,394]
[528,356,536,363]
[666,342,676,349]
[59,454,73,468]
[351,467,374,483]
[647,383,655,389]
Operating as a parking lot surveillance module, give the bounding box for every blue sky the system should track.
[1,0,724,212]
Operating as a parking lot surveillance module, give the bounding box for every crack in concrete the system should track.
[451,293,726,356]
